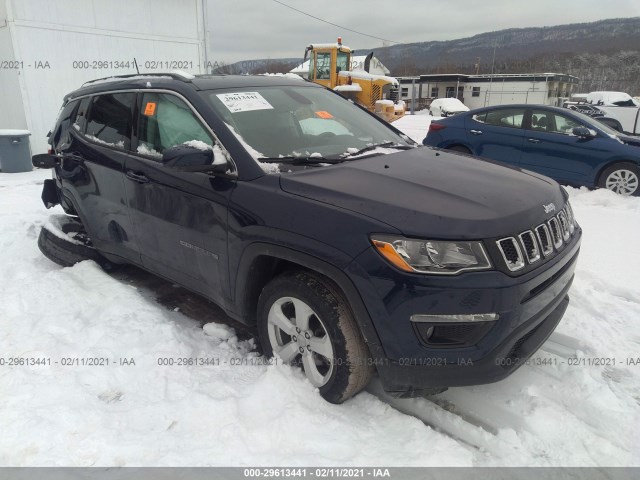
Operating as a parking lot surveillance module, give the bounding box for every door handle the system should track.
[469,130,483,135]
[527,138,541,143]
[126,170,150,184]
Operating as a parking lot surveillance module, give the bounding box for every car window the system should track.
[472,108,524,129]
[51,99,79,149]
[85,93,134,149]
[530,110,585,135]
[137,93,214,159]
[204,86,408,159]
[73,97,91,134]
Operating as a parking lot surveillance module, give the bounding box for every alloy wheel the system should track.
[605,169,639,195]
[267,296,334,387]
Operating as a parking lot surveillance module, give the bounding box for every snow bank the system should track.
[0,170,465,467]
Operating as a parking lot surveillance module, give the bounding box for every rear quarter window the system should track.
[473,109,524,129]
[51,100,79,149]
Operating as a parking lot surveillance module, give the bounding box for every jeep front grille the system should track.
[518,230,540,264]
[497,237,525,271]
[548,217,563,249]
[535,224,553,257]
[496,206,576,272]
[557,211,570,241]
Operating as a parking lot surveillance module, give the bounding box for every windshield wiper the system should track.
[341,142,414,158]
[258,155,344,165]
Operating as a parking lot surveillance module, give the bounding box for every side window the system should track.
[474,108,524,129]
[137,93,213,158]
[51,100,79,149]
[530,110,584,135]
[472,113,487,123]
[85,93,134,149]
[336,52,349,74]
[73,97,91,134]
[314,52,331,80]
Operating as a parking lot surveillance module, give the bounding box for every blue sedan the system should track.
[423,104,640,196]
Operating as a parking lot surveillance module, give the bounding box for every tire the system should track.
[257,270,374,403]
[447,145,471,154]
[598,162,640,196]
[38,217,115,270]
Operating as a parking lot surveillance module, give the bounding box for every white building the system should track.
[399,73,579,110]
[291,55,390,78]
[0,0,208,154]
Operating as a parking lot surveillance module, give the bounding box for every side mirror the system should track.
[162,144,230,174]
[572,126,595,138]
[32,153,59,169]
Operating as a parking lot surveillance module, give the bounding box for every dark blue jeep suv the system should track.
[34,73,581,403]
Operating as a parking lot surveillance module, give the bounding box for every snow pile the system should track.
[0,129,31,136]
[259,73,304,82]
[339,70,398,85]
[333,84,362,93]
[136,143,161,158]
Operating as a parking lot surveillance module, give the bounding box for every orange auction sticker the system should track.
[315,111,334,119]
[144,102,157,116]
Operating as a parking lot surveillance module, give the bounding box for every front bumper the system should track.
[346,228,580,395]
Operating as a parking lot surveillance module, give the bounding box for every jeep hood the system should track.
[279,147,566,239]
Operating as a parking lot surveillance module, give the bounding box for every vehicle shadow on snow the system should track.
[109,264,257,342]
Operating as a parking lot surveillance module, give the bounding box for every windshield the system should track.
[203,86,411,168]
[568,109,623,137]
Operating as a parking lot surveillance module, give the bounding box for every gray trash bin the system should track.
[0,129,33,173]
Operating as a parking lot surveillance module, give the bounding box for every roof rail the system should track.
[82,71,194,87]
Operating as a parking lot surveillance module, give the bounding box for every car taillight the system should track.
[429,123,447,132]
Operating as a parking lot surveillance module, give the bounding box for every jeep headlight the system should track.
[371,235,491,275]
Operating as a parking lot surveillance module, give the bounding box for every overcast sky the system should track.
[208,0,640,64]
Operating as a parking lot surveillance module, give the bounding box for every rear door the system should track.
[61,92,141,263]
[463,107,526,166]
[124,91,234,305]
[520,109,608,183]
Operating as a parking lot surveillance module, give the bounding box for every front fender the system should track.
[231,241,386,360]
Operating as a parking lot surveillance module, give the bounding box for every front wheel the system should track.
[257,271,373,403]
[598,162,640,196]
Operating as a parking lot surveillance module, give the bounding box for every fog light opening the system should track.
[410,313,499,323]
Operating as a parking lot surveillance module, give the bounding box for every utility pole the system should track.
[485,40,497,107]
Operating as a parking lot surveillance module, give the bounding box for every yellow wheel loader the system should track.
[302,38,405,122]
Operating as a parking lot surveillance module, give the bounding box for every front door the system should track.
[124,91,234,304]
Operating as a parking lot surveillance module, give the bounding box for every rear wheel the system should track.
[257,271,374,403]
[598,162,640,196]
[38,215,115,269]
[447,145,471,154]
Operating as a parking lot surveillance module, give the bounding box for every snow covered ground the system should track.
[1,112,639,466]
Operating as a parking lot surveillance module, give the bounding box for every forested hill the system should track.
[219,17,640,93]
